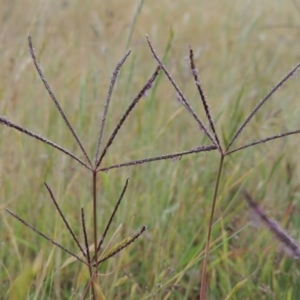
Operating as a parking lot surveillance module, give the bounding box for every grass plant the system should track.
[1,36,156,298]
[2,1,300,299]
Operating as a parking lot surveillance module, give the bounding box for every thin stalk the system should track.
[81,207,92,267]
[189,47,222,153]
[81,207,95,300]
[97,145,217,172]
[226,62,300,152]
[28,36,92,167]
[82,272,97,300]
[6,209,88,266]
[94,50,131,164]
[94,178,129,258]
[200,155,224,300]
[92,170,98,271]
[44,183,86,258]
[226,129,300,155]
[96,66,160,168]
[0,117,91,170]
[146,36,216,146]
[94,225,146,267]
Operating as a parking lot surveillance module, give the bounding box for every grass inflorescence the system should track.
[2,1,300,299]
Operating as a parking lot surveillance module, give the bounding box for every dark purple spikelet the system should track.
[243,191,300,260]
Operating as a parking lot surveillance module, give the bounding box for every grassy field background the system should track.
[1,0,300,299]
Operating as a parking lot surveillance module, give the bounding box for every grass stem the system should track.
[92,170,98,281]
[200,155,224,300]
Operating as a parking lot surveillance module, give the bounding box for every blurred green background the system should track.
[1,0,300,299]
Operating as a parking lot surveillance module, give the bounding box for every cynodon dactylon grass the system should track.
[2,32,300,299]
[117,36,300,300]
[0,35,215,298]
[2,2,300,299]
[1,36,161,299]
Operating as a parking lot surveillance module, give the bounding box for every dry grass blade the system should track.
[94,225,146,267]
[0,116,91,170]
[243,190,300,259]
[98,145,217,172]
[226,62,300,152]
[6,209,88,265]
[94,51,131,165]
[28,36,92,167]
[96,66,161,168]
[226,129,300,155]
[92,178,129,262]
[146,35,216,146]
[44,182,86,258]
[189,47,222,152]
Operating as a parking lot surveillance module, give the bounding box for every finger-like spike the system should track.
[6,208,88,265]
[28,36,92,167]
